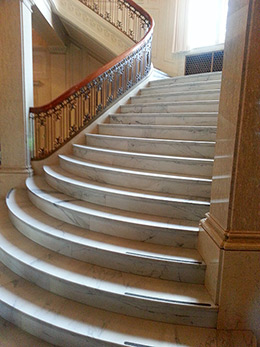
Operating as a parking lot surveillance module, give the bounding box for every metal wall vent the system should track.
[185,50,224,75]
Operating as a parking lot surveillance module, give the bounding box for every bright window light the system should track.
[187,0,228,50]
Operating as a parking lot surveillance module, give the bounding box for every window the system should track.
[187,0,228,50]
[173,0,229,53]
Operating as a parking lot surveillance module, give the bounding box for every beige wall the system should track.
[32,29,103,106]
[135,0,224,76]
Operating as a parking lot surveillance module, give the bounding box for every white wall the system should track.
[135,0,224,76]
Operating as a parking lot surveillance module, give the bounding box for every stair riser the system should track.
[131,91,220,104]
[8,210,205,283]
[73,146,213,177]
[45,172,209,221]
[99,125,217,142]
[0,245,216,327]
[28,190,198,248]
[86,135,215,159]
[0,279,117,347]
[149,73,222,87]
[141,82,221,95]
[121,102,219,113]
[110,114,218,126]
[60,157,212,198]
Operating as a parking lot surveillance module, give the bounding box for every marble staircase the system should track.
[0,71,224,346]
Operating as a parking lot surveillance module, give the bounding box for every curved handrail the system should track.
[30,0,154,160]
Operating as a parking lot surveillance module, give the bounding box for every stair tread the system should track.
[143,79,221,92]
[60,154,212,181]
[74,144,214,163]
[87,133,216,145]
[0,260,218,347]
[2,201,214,307]
[0,315,52,347]
[133,88,220,100]
[122,100,219,108]
[26,176,199,231]
[101,124,217,129]
[45,165,210,204]
[110,112,218,117]
[149,72,222,86]
[7,189,205,265]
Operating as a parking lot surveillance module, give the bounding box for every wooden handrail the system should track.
[30,0,154,160]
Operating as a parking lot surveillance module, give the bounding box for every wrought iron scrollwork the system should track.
[29,0,153,160]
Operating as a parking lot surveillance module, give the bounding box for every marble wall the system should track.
[0,0,34,197]
[200,0,260,343]
[217,250,260,343]
[210,0,251,231]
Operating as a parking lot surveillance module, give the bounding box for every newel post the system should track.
[198,0,260,341]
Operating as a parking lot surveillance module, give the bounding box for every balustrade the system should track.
[30,0,153,160]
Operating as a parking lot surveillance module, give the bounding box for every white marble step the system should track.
[121,100,219,113]
[26,176,200,248]
[152,68,169,79]
[7,189,206,283]
[109,112,218,126]
[59,155,212,198]
[99,124,217,142]
[73,144,213,177]
[131,90,220,104]
[149,72,222,87]
[0,260,220,347]
[0,315,53,347]
[0,209,217,327]
[141,80,221,95]
[86,133,215,159]
[44,165,209,221]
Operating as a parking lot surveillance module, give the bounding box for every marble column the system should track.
[0,0,34,198]
[198,0,260,342]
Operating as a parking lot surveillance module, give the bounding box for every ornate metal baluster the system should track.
[30,0,153,160]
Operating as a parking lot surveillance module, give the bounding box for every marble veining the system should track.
[141,80,221,95]
[86,133,216,159]
[120,100,219,114]
[44,165,210,221]
[99,123,217,141]
[59,155,211,198]
[0,71,231,345]
[131,89,220,104]
[7,189,206,283]
[110,113,218,126]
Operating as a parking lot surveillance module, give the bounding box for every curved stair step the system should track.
[73,144,214,177]
[0,210,217,327]
[59,155,212,197]
[109,112,218,126]
[44,165,209,220]
[98,124,217,141]
[86,133,216,159]
[0,261,220,346]
[7,189,205,283]
[26,176,200,248]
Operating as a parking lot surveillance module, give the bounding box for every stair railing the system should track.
[29,0,154,160]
